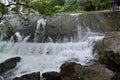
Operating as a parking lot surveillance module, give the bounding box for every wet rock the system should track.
[13,72,40,80]
[60,62,82,80]
[60,62,82,77]
[112,72,120,80]
[42,71,60,80]
[0,57,21,75]
[60,62,114,80]
[97,31,120,71]
[13,77,27,80]
[103,32,120,64]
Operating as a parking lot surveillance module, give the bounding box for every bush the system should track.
[64,0,84,11]
[53,6,65,12]
[63,0,96,11]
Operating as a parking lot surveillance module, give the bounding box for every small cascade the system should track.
[22,35,30,42]
[0,20,5,25]
[34,18,47,42]
[47,36,54,42]
[76,25,87,41]
[0,33,6,41]
[0,76,4,80]
[15,32,22,42]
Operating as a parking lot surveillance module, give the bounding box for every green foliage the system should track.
[91,0,111,10]
[62,0,112,11]
[0,0,113,16]
[62,0,95,12]
[0,4,8,16]
[30,0,56,16]
[6,27,16,41]
[64,0,83,11]
[84,1,95,11]
[0,0,57,16]
[2,26,17,42]
[53,5,65,12]
[0,22,17,42]
[51,0,65,6]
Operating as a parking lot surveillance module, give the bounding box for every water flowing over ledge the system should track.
[1,12,119,79]
[0,31,104,80]
[1,12,119,42]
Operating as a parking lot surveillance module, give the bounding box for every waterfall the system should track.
[15,32,22,42]
[34,18,47,42]
[0,13,107,80]
[0,30,104,80]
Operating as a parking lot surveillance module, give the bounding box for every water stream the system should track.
[0,14,105,80]
[0,31,104,80]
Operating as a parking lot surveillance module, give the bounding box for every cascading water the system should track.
[0,14,105,80]
[34,18,47,42]
[15,32,22,42]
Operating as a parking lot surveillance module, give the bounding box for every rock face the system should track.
[42,71,61,80]
[112,72,120,80]
[97,31,120,71]
[60,62,113,80]
[0,57,21,75]
[13,72,40,80]
[103,32,120,64]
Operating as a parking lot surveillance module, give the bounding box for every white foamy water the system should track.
[34,18,46,42]
[0,33,104,79]
[15,32,22,42]
[0,0,9,5]
[36,19,46,31]
[69,13,82,16]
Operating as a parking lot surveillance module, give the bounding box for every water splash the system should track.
[47,36,53,42]
[0,76,4,80]
[22,35,30,42]
[0,32,104,79]
[36,19,46,31]
[34,18,47,42]
[15,32,22,42]
[0,33,6,41]
[0,20,5,25]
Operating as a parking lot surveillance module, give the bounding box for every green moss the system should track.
[2,26,17,42]
[29,33,35,41]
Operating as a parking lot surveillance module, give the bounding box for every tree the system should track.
[64,0,87,11]
[0,0,56,17]
[91,0,111,10]
[51,0,65,6]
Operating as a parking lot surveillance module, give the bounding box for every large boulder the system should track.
[0,57,21,75]
[13,72,40,80]
[96,31,120,71]
[60,62,113,80]
[42,71,61,80]
[112,72,120,80]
